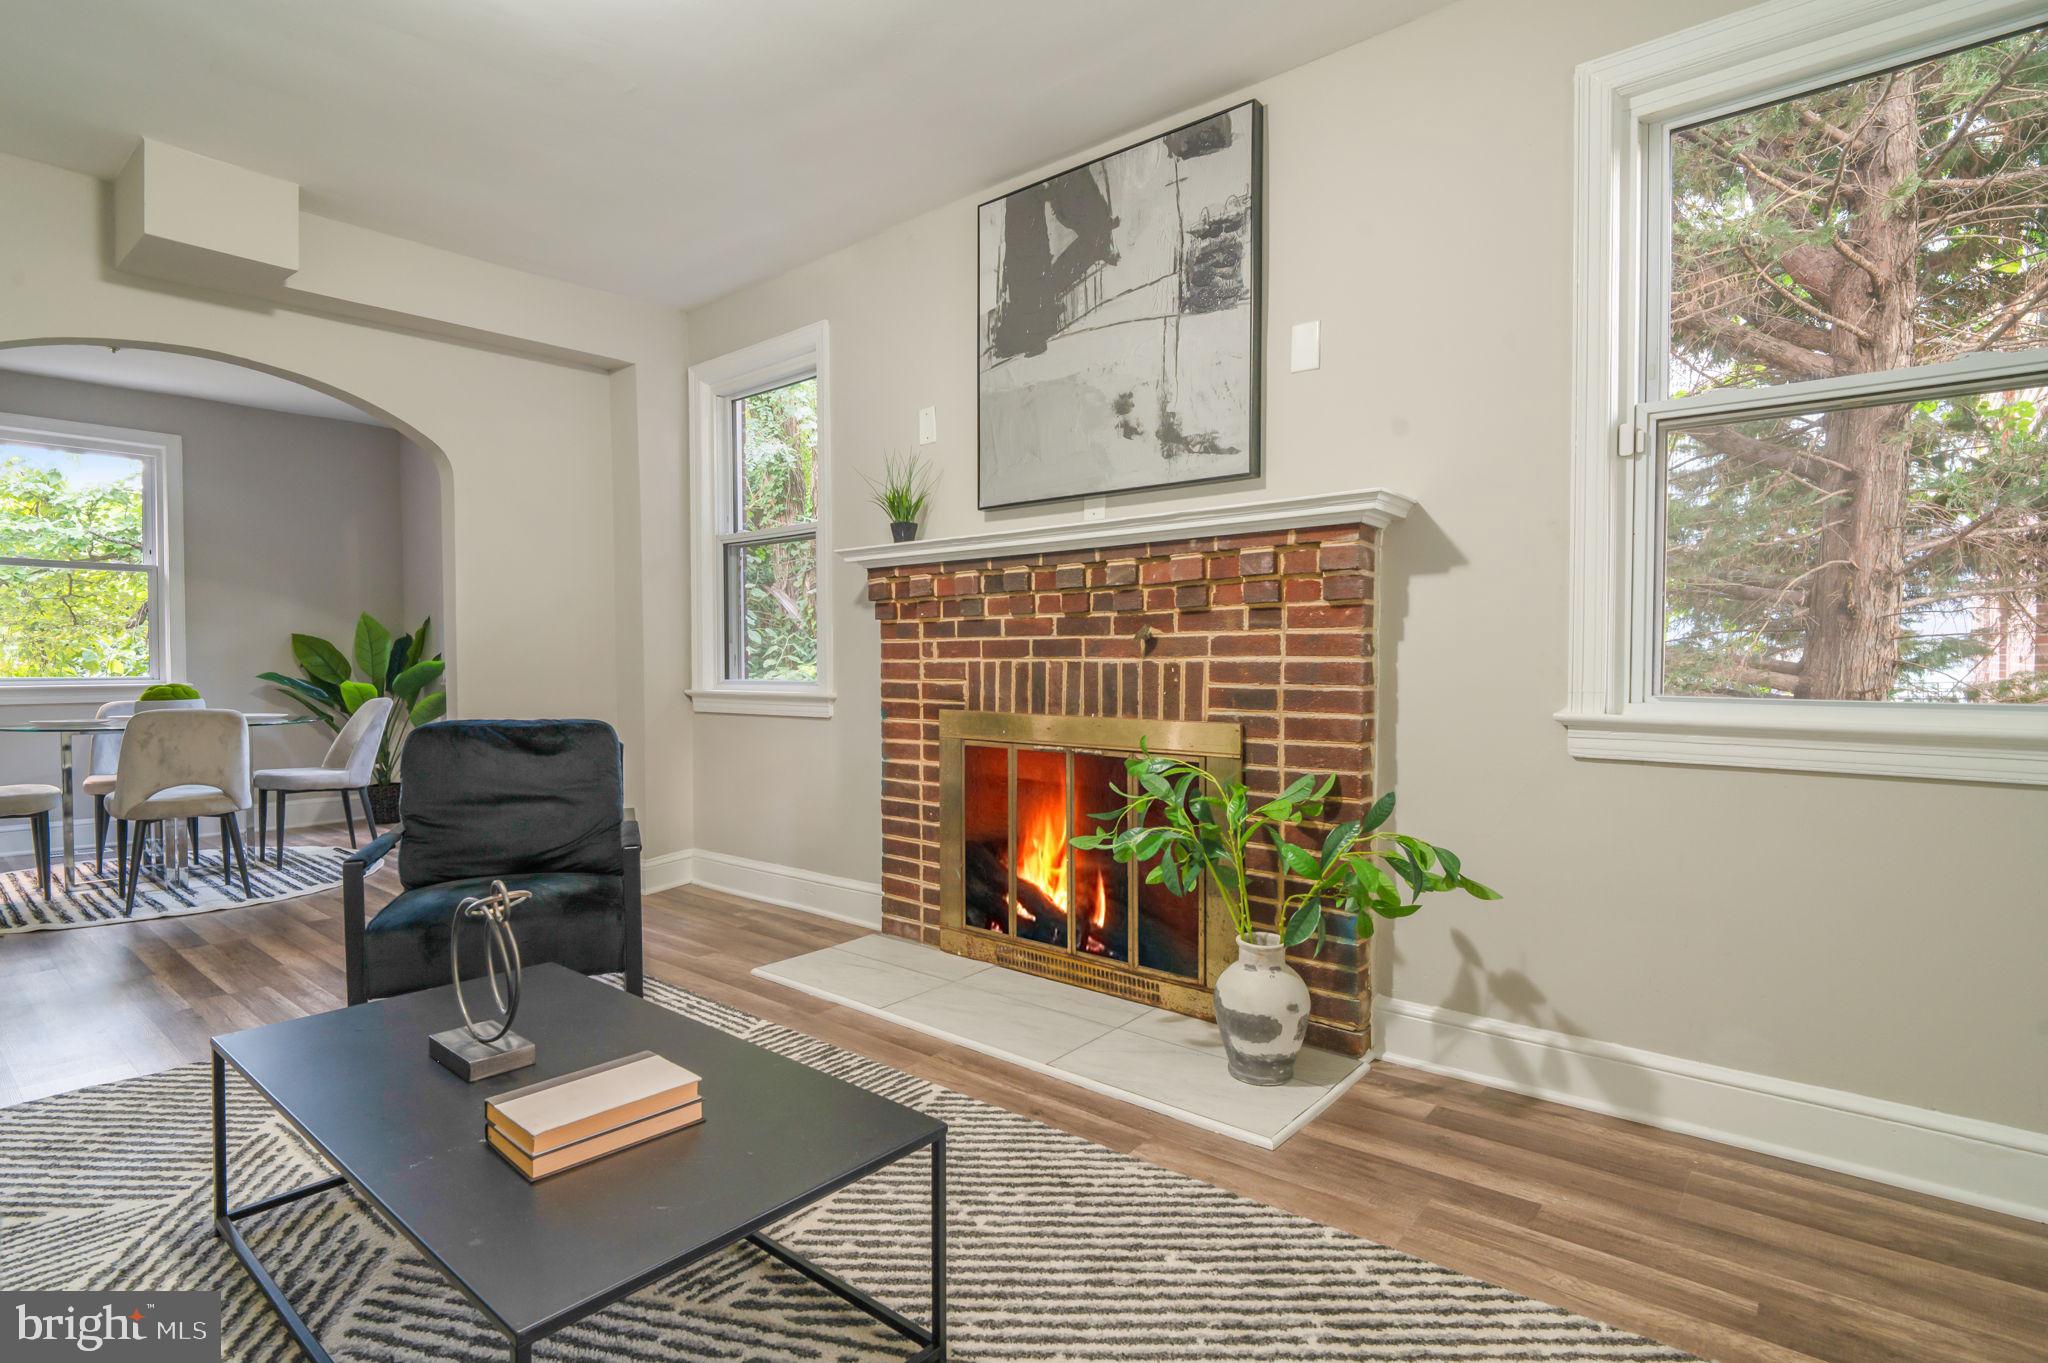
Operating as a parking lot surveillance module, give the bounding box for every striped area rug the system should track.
[0,979,1697,1362]
[0,845,347,933]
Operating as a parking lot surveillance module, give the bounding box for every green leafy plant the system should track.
[137,682,201,701]
[1071,748,1499,952]
[258,612,446,783]
[861,451,936,524]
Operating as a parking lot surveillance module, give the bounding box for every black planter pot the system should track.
[366,782,402,825]
[890,519,919,543]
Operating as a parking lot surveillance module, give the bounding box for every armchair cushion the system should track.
[362,871,625,1000]
[398,720,624,889]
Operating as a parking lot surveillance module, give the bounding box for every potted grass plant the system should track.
[1073,747,1499,1085]
[259,612,446,823]
[862,451,935,542]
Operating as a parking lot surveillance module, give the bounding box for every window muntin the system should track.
[0,440,160,682]
[1651,24,2048,708]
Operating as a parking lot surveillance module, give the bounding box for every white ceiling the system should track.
[0,0,1446,308]
[0,346,386,426]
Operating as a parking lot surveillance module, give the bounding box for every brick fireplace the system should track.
[861,512,1389,1057]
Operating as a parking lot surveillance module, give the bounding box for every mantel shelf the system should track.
[837,488,1416,568]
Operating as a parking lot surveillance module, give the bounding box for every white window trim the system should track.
[686,321,835,719]
[1560,0,2048,786]
[0,411,185,707]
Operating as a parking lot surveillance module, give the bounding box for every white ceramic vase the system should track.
[1212,931,1311,1085]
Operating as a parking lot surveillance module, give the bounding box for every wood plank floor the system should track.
[1,832,2042,1363]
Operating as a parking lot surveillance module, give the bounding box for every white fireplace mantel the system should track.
[837,488,1415,568]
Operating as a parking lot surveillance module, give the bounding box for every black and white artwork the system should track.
[977,101,1262,509]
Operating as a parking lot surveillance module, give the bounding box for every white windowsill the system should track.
[1557,702,2048,785]
[0,680,155,709]
[688,687,837,720]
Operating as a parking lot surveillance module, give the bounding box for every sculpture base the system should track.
[429,1027,536,1081]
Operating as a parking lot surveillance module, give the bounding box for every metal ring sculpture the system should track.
[449,880,533,1044]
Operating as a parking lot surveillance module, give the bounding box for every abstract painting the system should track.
[978,101,1262,509]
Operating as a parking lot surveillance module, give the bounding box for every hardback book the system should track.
[487,1100,703,1180]
[486,1051,703,1156]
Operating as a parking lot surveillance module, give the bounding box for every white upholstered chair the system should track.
[1,783,61,902]
[254,696,393,863]
[109,709,253,913]
[84,699,133,875]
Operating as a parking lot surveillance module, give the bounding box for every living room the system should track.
[0,2,2042,1361]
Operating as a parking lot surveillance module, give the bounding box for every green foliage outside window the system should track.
[734,379,819,682]
[1666,27,2048,704]
[1,447,153,680]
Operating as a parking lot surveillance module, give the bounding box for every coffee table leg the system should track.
[212,1050,229,1222]
[931,1132,947,1358]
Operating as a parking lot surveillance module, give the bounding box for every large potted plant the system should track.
[259,612,446,823]
[1073,749,1498,1085]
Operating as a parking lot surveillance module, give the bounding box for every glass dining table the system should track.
[1,713,314,892]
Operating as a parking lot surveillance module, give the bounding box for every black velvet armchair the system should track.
[341,719,643,1006]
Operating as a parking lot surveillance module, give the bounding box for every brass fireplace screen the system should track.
[938,711,1241,1016]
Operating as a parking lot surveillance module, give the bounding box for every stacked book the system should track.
[486,1051,704,1180]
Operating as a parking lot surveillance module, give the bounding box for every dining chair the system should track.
[254,697,393,864]
[85,700,133,876]
[1,784,60,902]
[109,709,253,914]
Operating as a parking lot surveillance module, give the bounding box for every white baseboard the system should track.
[1375,996,2048,1224]
[0,793,350,860]
[641,846,882,929]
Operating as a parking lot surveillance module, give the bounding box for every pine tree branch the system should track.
[1706,319,1836,383]
[1971,272,2048,351]
[1924,33,2047,174]
[1695,423,1855,486]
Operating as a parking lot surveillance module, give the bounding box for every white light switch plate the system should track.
[918,406,938,445]
[1290,321,1321,372]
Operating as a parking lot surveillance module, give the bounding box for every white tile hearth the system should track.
[754,936,1369,1148]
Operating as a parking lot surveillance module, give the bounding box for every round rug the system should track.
[0,844,347,933]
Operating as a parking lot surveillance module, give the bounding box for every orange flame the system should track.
[1016,795,1067,911]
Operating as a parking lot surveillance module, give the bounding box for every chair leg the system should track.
[256,789,267,860]
[123,821,150,916]
[187,818,202,869]
[94,795,108,876]
[225,815,251,897]
[275,791,287,865]
[32,812,51,901]
[216,817,236,891]
[116,819,129,896]
[360,787,380,840]
[341,789,358,847]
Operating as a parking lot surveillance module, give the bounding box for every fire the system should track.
[1015,797,1068,910]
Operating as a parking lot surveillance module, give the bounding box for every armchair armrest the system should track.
[621,806,643,996]
[348,825,402,874]
[343,825,401,1006]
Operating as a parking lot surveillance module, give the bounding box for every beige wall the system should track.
[685,0,2048,1134]
[0,148,696,859]
[0,370,416,798]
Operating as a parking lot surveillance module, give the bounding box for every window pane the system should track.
[736,378,817,532]
[0,566,152,679]
[726,537,817,681]
[1662,385,2048,703]
[0,443,147,562]
[1669,26,2048,397]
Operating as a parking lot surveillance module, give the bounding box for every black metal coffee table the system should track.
[210,964,946,1361]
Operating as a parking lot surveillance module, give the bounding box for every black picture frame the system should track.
[976,99,1264,512]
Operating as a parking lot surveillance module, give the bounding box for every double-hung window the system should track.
[1563,1,2048,783]
[687,322,834,717]
[0,413,183,702]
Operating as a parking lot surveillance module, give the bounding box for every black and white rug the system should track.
[0,846,347,933]
[0,979,1696,1361]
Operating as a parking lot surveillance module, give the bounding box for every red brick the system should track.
[1239,547,1277,575]
[1287,603,1364,630]
[866,578,894,602]
[1206,552,1240,580]
[1280,547,1317,575]
[1318,542,1367,571]
[1174,583,1210,611]
[1211,582,1245,607]
[1168,555,1205,582]
[1103,560,1139,586]
[1003,616,1054,637]
[1284,577,1323,603]
[1113,588,1144,612]
[1323,574,1368,603]
[1060,591,1090,613]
